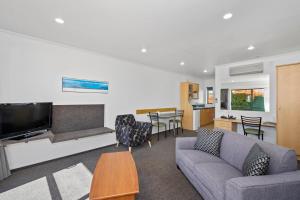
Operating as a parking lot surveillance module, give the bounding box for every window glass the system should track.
[220,89,229,110]
[207,87,214,104]
[231,88,265,111]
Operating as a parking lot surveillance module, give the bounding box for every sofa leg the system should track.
[128,146,132,152]
[177,165,181,170]
[148,140,152,148]
[116,141,119,147]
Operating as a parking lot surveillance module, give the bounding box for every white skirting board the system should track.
[4,133,116,170]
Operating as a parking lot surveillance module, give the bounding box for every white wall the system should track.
[215,51,300,122]
[0,30,204,169]
[0,30,201,128]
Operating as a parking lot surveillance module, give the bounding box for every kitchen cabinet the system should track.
[180,82,200,130]
[214,118,237,131]
[200,108,215,126]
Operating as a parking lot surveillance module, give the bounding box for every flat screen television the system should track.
[0,102,52,140]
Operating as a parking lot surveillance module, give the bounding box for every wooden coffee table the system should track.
[89,151,139,200]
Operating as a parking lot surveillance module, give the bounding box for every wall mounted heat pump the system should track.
[229,62,264,76]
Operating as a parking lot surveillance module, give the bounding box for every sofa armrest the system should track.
[225,171,300,200]
[176,137,197,150]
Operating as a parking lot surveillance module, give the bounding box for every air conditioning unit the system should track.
[229,62,264,76]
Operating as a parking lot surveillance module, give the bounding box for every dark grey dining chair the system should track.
[148,112,167,141]
[169,110,184,135]
[241,116,264,140]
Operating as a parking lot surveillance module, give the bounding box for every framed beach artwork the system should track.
[62,77,109,93]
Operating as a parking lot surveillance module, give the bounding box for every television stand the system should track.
[9,131,45,141]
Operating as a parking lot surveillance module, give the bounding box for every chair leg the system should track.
[176,122,179,135]
[148,140,152,148]
[169,121,171,134]
[129,146,132,152]
[172,121,176,136]
[258,134,260,140]
[157,126,160,141]
[262,134,264,141]
[165,125,167,138]
[181,122,183,134]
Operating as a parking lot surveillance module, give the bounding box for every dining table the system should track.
[151,112,182,136]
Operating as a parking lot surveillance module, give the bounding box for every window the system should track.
[231,88,265,111]
[207,87,214,104]
[220,89,229,110]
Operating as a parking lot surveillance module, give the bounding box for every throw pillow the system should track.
[194,128,224,157]
[242,143,270,176]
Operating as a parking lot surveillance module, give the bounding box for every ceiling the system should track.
[0,0,300,78]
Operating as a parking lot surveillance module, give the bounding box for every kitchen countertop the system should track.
[193,106,215,110]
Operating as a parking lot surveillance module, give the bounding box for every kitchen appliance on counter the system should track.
[221,115,236,120]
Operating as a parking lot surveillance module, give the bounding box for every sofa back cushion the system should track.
[218,129,298,174]
[219,130,255,171]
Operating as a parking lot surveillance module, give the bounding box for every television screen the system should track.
[0,103,52,140]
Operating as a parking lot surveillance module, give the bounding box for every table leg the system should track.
[173,118,176,136]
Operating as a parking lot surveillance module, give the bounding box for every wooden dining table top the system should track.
[147,112,181,119]
[89,151,139,200]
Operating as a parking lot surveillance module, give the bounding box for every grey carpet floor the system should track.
[0,130,203,200]
[1,130,300,200]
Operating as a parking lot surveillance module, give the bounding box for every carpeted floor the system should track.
[1,128,300,200]
[0,130,202,200]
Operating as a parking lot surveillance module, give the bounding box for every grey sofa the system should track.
[176,130,300,200]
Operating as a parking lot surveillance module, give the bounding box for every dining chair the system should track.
[148,112,167,141]
[241,116,264,140]
[169,110,184,135]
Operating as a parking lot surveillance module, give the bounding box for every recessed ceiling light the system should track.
[141,48,147,53]
[203,69,208,73]
[231,80,235,82]
[247,45,255,50]
[54,18,64,24]
[180,61,185,66]
[223,13,233,20]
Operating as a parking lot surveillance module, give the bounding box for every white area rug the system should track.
[0,177,52,200]
[53,163,92,200]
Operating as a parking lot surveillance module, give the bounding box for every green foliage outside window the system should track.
[231,89,265,112]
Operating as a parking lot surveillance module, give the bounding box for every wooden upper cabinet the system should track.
[191,83,199,99]
[192,84,199,93]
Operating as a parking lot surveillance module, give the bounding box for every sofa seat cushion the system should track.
[194,162,243,200]
[178,149,224,165]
